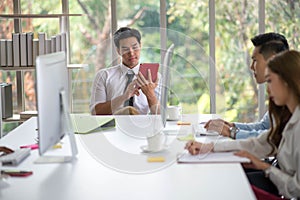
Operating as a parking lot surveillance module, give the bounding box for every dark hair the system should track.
[251,32,289,50]
[266,50,300,154]
[113,27,141,48]
[259,41,288,60]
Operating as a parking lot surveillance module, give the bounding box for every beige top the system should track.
[213,106,300,199]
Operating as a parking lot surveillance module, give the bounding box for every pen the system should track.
[1,170,33,177]
[1,170,31,173]
[20,143,38,150]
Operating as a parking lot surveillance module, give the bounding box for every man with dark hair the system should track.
[90,27,160,115]
[259,41,287,60]
[251,32,289,50]
[113,27,141,48]
[205,32,289,139]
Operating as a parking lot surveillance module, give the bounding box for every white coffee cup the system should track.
[166,105,182,121]
[146,132,167,152]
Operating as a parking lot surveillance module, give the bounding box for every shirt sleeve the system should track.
[213,131,274,158]
[89,70,108,114]
[235,129,265,139]
[234,112,270,131]
[268,166,300,198]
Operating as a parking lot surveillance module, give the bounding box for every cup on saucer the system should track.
[166,105,182,121]
[141,132,168,153]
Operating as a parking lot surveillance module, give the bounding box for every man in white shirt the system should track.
[90,27,161,115]
[205,33,289,139]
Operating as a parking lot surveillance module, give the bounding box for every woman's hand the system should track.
[185,140,214,155]
[234,150,270,170]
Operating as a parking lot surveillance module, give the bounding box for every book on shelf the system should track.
[20,33,27,67]
[45,39,51,54]
[26,32,33,66]
[32,39,39,66]
[38,32,46,55]
[1,31,66,67]
[6,39,13,67]
[0,39,7,67]
[51,35,56,53]
[12,33,20,67]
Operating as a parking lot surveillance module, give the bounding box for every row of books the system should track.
[0,32,67,67]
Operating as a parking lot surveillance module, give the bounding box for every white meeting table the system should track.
[0,115,256,200]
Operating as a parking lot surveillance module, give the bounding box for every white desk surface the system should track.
[0,115,256,200]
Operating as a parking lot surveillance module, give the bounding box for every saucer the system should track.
[140,145,168,153]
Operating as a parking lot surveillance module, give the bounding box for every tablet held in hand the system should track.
[139,63,159,82]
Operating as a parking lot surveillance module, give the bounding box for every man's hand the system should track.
[136,70,158,98]
[204,119,234,137]
[136,70,160,114]
[124,81,140,99]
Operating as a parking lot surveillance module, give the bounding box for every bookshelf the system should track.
[0,0,81,122]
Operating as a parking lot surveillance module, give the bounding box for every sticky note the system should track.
[147,157,165,162]
[52,144,62,149]
[177,121,191,125]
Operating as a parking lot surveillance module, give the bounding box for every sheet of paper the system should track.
[71,114,115,134]
[177,151,250,163]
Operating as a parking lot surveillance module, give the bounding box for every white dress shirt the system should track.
[213,106,300,199]
[90,63,161,115]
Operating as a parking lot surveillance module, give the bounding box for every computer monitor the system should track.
[35,51,77,163]
[160,44,174,127]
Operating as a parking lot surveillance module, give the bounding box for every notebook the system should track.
[177,151,250,163]
[71,114,115,134]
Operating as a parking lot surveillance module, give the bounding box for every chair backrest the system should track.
[251,185,287,200]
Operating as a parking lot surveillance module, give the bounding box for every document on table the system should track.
[71,114,115,134]
[177,151,250,163]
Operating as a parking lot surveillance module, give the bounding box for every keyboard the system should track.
[0,148,31,166]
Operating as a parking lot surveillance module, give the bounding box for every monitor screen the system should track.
[35,51,77,163]
[160,44,174,127]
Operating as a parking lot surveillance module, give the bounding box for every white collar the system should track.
[120,63,140,75]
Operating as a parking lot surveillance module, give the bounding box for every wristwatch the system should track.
[229,126,239,139]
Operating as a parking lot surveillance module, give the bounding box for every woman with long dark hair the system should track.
[185,50,300,199]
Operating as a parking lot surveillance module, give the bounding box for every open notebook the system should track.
[177,151,250,163]
[71,114,115,134]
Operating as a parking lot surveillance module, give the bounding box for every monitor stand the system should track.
[34,91,78,164]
